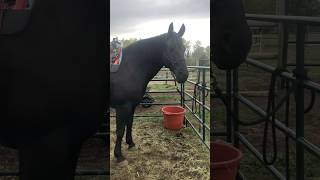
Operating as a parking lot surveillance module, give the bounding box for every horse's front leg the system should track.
[19,127,82,180]
[126,105,136,149]
[114,104,131,163]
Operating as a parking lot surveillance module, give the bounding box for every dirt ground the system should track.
[109,115,210,180]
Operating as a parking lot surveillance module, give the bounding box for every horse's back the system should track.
[110,47,148,107]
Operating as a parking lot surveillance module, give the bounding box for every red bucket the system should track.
[211,141,242,180]
[14,0,28,9]
[161,106,185,130]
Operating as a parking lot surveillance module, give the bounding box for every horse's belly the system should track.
[110,79,145,107]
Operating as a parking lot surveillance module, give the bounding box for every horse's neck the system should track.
[127,37,165,82]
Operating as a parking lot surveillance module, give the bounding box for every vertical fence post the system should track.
[181,81,186,127]
[180,83,183,107]
[226,70,233,143]
[295,24,305,180]
[202,68,206,142]
[232,69,240,148]
[232,69,242,180]
[285,80,291,180]
[194,68,202,133]
[165,71,168,85]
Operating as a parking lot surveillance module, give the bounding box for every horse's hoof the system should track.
[128,143,135,149]
[117,159,128,167]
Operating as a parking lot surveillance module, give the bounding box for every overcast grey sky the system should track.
[110,0,210,46]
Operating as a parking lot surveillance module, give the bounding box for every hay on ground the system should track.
[110,117,209,180]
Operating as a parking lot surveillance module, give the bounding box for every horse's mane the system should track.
[124,33,167,51]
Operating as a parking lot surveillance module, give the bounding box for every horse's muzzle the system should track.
[175,70,188,83]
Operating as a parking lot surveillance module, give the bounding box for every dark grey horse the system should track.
[213,0,252,69]
[110,23,188,163]
[0,1,107,179]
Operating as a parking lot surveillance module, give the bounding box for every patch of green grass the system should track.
[153,94,180,102]
[185,109,210,125]
[148,83,176,90]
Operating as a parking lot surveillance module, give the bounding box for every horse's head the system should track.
[162,23,188,83]
[212,0,252,70]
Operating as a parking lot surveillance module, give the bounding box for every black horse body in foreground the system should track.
[110,23,188,163]
[0,1,107,179]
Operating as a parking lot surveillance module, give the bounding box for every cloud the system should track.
[110,0,210,35]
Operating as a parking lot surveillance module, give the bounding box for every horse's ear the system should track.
[168,22,174,34]
[178,24,185,37]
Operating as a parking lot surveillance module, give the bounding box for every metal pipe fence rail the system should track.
[213,14,320,180]
[182,66,210,149]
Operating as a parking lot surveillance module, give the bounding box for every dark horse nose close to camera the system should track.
[176,68,188,83]
[173,59,189,83]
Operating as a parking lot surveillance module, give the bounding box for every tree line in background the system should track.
[243,0,320,16]
[116,0,320,67]
[119,38,210,66]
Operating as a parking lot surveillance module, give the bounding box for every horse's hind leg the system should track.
[114,104,132,163]
[125,105,136,149]
[19,128,81,180]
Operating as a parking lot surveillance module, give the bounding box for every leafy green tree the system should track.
[288,0,320,16]
[192,41,206,65]
[205,46,210,59]
[118,38,210,66]
[242,0,276,14]
[182,38,191,57]
[120,38,139,48]
[182,38,194,66]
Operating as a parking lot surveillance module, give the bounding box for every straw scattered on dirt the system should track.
[110,117,209,180]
